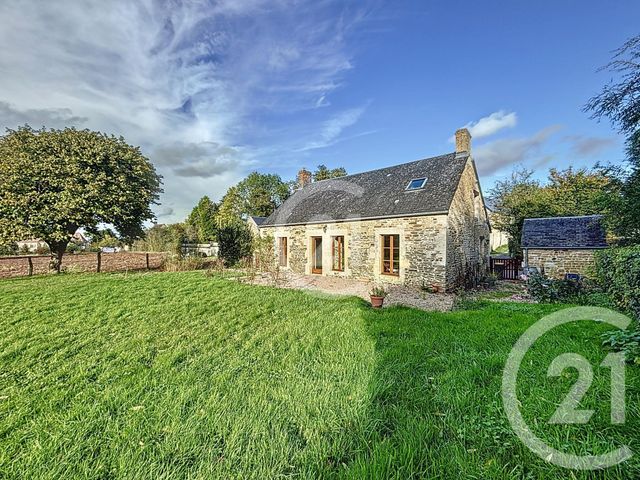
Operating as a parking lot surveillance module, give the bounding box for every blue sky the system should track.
[0,1,638,221]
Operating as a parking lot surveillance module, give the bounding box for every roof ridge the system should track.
[310,151,460,184]
[525,214,604,221]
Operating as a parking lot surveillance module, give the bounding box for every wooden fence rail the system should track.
[0,252,165,279]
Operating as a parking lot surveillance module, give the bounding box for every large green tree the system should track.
[186,196,218,243]
[217,172,290,226]
[0,126,162,270]
[313,164,347,181]
[490,167,619,255]
[585,34,640,243]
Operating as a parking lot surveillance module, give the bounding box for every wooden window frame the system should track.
[381,234,400,276]
[278,237,288,267]
[311,236,323,274]
[331,236,345,272]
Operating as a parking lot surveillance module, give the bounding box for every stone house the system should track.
[258,129,491,291]
[521,215,608,278]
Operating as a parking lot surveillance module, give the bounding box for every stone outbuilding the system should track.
[247,216,266,236]
[258,129,491,291]
[521,215,608,278]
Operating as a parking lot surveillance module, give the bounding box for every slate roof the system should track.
[262,153,469,226]
[521,215,608,249]
[250,216,266,226]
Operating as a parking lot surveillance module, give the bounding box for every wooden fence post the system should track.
[146,253,150,270]
[97,251,102,273]
[27,257,33,276]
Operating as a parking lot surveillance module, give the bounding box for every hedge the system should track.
[593,246,640,320]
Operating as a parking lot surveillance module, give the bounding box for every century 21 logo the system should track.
[502,307,633,470]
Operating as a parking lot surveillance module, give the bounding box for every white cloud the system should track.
[0,0,371,221]
[459,110,518,140]
[474,125,562,175]
[299,106,367,151]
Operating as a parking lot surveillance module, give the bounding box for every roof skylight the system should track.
[406,177,427,190]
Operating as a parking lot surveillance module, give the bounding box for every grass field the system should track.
[1,272,639,479]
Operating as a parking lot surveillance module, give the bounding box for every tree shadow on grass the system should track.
[333,303,480,478]
[324,301,640,479]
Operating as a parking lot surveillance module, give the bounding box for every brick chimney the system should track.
[455,128,471,155]
[297,168,312,189]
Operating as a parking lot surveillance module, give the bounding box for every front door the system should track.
[311,237,322,274]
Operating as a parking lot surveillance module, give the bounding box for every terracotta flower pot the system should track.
[370,295,384,308]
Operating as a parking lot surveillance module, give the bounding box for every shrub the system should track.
[217,222,253,267]
[66,242,82,254]
[35,244,50,255]
[602,328,640,364]
[482,272,499,288]
[252,234,275,271]
[593,246,640,320]
[526,272,583,303]
[593,247,640,364]
[0,242,17,256]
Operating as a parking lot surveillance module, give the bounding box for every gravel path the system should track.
[248,271,455,312]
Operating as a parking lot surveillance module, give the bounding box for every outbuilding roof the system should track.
[521,215,608,249]
[249,216,266,226]
[261,152,469,227]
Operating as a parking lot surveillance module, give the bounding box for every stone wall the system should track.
[446,160,491,287]
[526,249,598,278]
[261,214,449,289]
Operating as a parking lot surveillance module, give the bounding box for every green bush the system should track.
[526,272,582,303]
[593,246,640,320]
[217,222,253,267]
[593,247,640,363]
[66,242,82,254]
[0,242,17,256]
[602,328,640,364]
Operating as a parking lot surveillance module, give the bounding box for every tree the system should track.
[217,221,253,266]
[313,164,347,181]
[216,172,290,226]
[490,169,553,255]
[216,186,244,228]
[546,167,620,218]
[585,34,640,243]
[490,167,619,255]
[0,126,162,271]
[186,196,218,243]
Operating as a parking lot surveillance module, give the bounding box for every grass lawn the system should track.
[1,272,639,479]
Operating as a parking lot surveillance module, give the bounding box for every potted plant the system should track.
[369,285,387,308]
